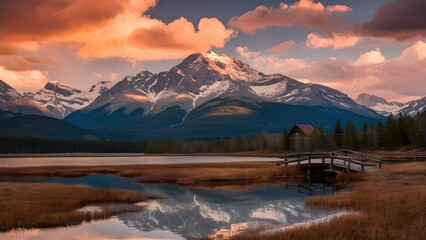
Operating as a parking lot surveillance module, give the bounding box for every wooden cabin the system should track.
[287,124,314,151]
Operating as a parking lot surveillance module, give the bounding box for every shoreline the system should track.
[0,182,155,232]
[0,161,305,186]
[0,152,281,158]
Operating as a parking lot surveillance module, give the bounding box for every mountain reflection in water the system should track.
[1,174,340,239]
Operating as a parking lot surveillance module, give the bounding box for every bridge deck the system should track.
[277,151,383,173]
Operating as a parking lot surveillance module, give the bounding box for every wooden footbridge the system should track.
[276,150,384,173]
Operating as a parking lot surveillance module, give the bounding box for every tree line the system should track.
[1,110,425,154]
[305,110,426,151]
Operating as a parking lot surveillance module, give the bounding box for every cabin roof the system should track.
[290,124,314,135]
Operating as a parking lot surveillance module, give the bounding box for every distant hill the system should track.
[355,93,426,116]
[0,115,101,140]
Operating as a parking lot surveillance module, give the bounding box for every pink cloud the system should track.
[291,42,426,100]
[266,40,295,53]
[306,32,361,49]
[229,0,351,34]
[0,55,59,71]
[236,42,426,101]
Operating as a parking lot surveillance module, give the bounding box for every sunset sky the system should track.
[1,0,425,102]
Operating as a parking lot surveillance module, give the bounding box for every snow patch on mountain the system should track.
[26,81,112,118]
[355,93,406,116]
[0,80,21,102]
[76,52,380,122]
[400,96,426,115]
[200,51,261,82]
[0,80,51,116]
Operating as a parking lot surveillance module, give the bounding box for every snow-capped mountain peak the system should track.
[0,80,51,116]
[44,81,82,97]
[25,80,112,118]
[76,51,380,123]
[400,96,426,115]
[0,79,21,101]
[197,51,261,82]
[89,81,111,93]
[355,93,405,116]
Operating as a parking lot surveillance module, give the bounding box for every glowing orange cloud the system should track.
[0,66,49,91]
[229,0,351,34]
[0,0,234,62]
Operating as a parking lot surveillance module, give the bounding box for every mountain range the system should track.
[355,93,426,117]
[3,51,422,140]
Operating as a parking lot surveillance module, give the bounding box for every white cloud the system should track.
[355,48,385,66]
[235,46,307,74]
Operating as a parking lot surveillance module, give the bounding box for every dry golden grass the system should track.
[0,182,154,231]
[0,162,304,186]
[226,162,426,240]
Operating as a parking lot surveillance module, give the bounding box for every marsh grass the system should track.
[0,182,154,231]
[0,162,304,186]
[225,162,426,240]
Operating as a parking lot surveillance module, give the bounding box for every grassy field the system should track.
[0,182,154,231]
[0,162,304,186]
[224,162,426,240]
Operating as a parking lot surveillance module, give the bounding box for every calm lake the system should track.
[0,156,344,239]
[0,172,343,240]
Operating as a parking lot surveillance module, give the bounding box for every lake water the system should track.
[0,174,342,240]
[0,155,274,167]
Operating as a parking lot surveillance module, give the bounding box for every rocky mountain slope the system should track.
[355,93,406,116]
[400,97,426,115]
[0,80,50,117]
[66,52,382,139]
[355,93,426,116]
[25,80,112,118]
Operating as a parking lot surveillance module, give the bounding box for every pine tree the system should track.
[334,120,344,148]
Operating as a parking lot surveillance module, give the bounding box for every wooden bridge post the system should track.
[330,153,334,170]
[347,160,351,172]
[361,164,365,172]
[322,157,325,164]
[308,155,311,168]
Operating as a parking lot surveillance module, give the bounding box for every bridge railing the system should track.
[277,151,380,173]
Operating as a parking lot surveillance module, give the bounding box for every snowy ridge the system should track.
[400,96,426,115]
[81,52,378,120]
[0,79,51,116]
[0,80,21,101]
[355,93,405,116]
[26,81,112,118]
